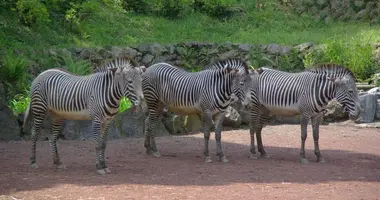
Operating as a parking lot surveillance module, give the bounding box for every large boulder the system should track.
[0,107,21,141]
[161,111,187,135]
[323,99,348,122]
[356,93,377,123]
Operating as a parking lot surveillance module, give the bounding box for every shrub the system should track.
[194,0,238,19]
[8,93,30,116]
[0,53,30,100]
[148,0,195,18]
[302,37,379,81]
[54,55,92,75]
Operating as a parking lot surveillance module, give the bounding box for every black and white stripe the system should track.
[142,60,246,163]
[22,57,144,175]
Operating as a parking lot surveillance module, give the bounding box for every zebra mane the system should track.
[306,63,356,81]
[205,58,249,74]
[94,56,138,73]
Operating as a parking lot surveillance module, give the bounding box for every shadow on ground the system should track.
[0,124,379,195]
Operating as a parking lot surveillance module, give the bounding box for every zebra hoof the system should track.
[57,164,67,170]
[249,154,258,160]
[30,163,39,169]
[104,168,111,174]
[259,153,269,159]
[97,169,106,175]
[219,156,229,163]
[204,156,212,163]
[317,157,326,163]
[152,151,161,158]
[300,158,309,164]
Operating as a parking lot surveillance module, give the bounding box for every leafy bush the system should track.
[8,93,30,116]
[54,55,92,75]
[15,0,50,26]
[122,0,150,13]
[119,97,132,112]
[302,37,379,81]
[147,0,195,18]
[0,53,30,100]
[194,0,238,19]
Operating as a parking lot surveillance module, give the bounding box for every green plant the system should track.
[194,0,238,19]
[0,53,30,100]
[14,0,50,26]
[119,97,132,112]
[54,55,92,75]
[148,0,195,18]
[8,93,30,116]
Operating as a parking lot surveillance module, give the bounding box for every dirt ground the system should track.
[0,124,380,200]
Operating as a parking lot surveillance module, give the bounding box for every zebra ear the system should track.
[108,68,118,74]
[140,65,147,73]
[226,67,239,74]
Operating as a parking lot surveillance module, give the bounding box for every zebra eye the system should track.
[127,80,133,84]
[348,89,353,94]
[240,81,244,86]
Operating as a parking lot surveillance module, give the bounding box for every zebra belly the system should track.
[50,109,91,120]
[263,104,301,116]
[167,106,201,115]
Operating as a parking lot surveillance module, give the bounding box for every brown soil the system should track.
[1,124,380,200]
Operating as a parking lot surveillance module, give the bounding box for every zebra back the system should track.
[204,58,250,74]
[306,63,356,81]
[94,56,138,73]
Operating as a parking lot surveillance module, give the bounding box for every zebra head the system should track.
[328,75,361,120]
[241,68,262,108]
[225,65,248,103]
[111,65,146,108]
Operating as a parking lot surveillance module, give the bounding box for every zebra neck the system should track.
[106,74,123,108]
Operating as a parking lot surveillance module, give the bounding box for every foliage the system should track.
[54,55,92,75]
[8,93,30,116]
[194,0,238,19]
[14,0,50,26]
[119,96,132,112]
[248,47,304,72]
[148,0,194,18]
[0,53,30,100]
[302,37,379,81]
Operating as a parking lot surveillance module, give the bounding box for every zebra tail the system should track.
[22,102,31,134]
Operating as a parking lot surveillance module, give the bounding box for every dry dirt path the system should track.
[1,124,379,200]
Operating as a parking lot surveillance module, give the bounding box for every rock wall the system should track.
[281,0,380,24]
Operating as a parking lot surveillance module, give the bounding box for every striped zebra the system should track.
[22,57,145,175]
[241,64,361,164]
[143,59,249,163]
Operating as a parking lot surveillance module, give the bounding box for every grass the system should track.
[1,0,380,115]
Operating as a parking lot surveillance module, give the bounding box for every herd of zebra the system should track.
[21,56,362,175]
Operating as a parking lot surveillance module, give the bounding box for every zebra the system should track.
[241,64,361,164]
[142,59,249,163]
[22,57,146,175]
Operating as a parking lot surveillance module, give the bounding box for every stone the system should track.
[141,54,154,65]
[58,48,72,58]
[121,47,140,58]
[274,115,301,124]
[323,99,348,122]
[97,48,113,59]
[355,9,370,20]
[111,46,123,57]
[238,44,250,52]
[367,87,380,94]
[184,114,203,133]
[62,120,119,140]
[161,111,187,135]
[0,106,21,141]
[79,49,91,59]
[149,43,168,56]
[48,49,57,57]
[356,94,377,123]
[266,44,282,55]
[295,42,313,52]
[219,50,239,60]
[166,44,176,54]
[223,106,242,128]
[175,46,186,56]
[137,44,151,53]
[316,0,328,7]
[375,100,380,120]
[279,46,293,56]
[354,0,365,9]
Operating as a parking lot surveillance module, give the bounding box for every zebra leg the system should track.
[202,112,213,163]
[30,109,47,169]
[214,112,228,163]
[100,121,112,173]
[249,119,257,160]
[144,106,163,157]
[300,115,309,164]
[311,114,325,163]
[49,117,66,170]
[256,125,268,158]
[92,120,107,175]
